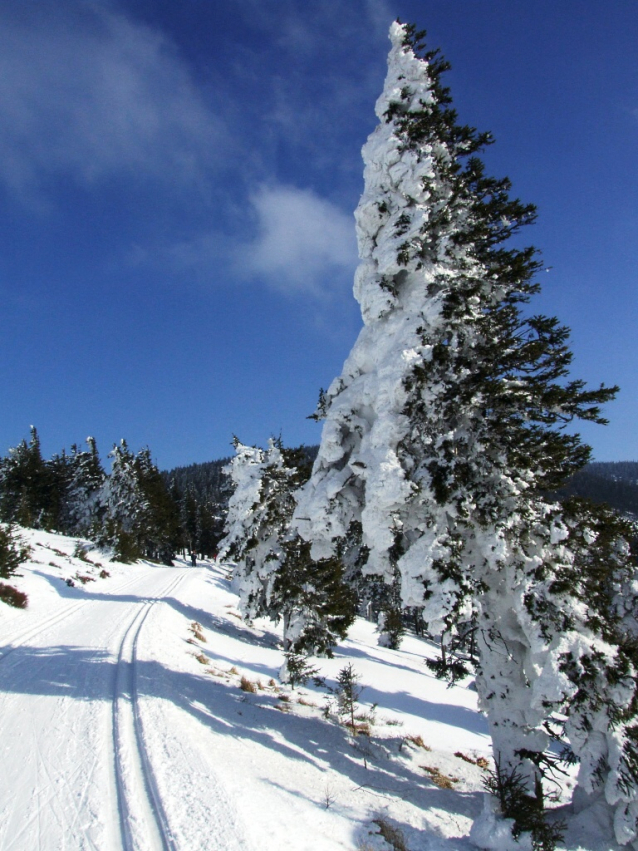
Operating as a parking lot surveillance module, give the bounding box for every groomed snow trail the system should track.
[112,572,185,851]
[0,561,247,851]
[0,532,623,851]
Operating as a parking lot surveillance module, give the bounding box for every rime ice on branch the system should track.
[221,439,356,662]
[295,21,637,848]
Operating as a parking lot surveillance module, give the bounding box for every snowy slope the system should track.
[0,529,622,851]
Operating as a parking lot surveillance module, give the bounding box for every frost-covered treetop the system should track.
[295,22,491,577]
[219,440,270,560]
[295,17,615,585]
[354,21,440,324]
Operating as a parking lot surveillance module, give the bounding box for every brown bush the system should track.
[346,721,371,737]
[405,734,430,750]
[189,621,206,642]
[455,751,477,764]
[372,817,408,851]
[0,582,28,609]
[421,765,459,789]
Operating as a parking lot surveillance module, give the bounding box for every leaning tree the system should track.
[294,21,637,848]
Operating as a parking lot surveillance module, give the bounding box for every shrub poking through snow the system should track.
[73,542,93,563]
[406,734,430,751]
[421,765,459,790]
[455,751,485,766]
[189,621,206,642]
[322,782,336,810]
[240,676,257,693]
[371,817,408,851]
[0,582,28,608]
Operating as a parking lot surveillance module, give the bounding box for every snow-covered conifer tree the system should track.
[99,440,147,562]
[133,447,179,564]
[294,21,637,847]
[64,437,106,536]
[0,426,48,527]
[99,442,178,564]
[221,439,355,663]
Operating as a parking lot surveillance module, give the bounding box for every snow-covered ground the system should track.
[0,529,622,850]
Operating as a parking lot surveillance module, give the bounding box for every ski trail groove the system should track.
[0,571,154,664]
[113,572,186,851]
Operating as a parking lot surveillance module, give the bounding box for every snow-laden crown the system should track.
[354,22,438,324]
[294,23,452,582]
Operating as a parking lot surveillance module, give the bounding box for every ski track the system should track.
[112,572,186,851]
[0,571,155,664]
[0,565,197,851]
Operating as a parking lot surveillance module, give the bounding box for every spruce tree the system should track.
[295,21,637,847]
[180,485,199,555]
[0,523,30,608]
[133,447,179,564]
[62,437,106,535]
[0,427,49,527]
[0,523,31,581]
[99,440,145,562]
[221,439,356,663]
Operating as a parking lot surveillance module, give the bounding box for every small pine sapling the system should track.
[0,524,30,608]
[377,575,405,649]
[482,757,566,851]
[0,524,30,579]
[336,663,364,733]
[280,652,320,688]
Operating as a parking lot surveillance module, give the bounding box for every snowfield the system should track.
[0,529,623,850]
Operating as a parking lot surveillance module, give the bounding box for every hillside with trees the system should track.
[221,23,638,850]
[0,427,227,565]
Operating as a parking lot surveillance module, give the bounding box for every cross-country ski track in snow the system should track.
[0,529,623,851]
[0,550,248,851]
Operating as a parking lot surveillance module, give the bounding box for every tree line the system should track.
[0,427,225,563]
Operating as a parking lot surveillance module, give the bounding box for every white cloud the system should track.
[240,185,357,296]
[0,2,224,202]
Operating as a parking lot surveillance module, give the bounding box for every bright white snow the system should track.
[0,528,624,850]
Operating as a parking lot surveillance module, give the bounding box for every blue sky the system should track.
[1,0,636,469]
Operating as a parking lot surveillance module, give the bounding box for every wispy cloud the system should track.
[129,184,357,300]
[239,184,357,296]
[0,1,225,203]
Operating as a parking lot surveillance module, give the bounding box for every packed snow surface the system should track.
[0,529,623,850]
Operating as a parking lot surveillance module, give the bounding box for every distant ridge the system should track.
[164,454,638,519]
[556,461,638,518]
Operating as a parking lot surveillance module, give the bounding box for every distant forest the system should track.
[555,461,638,518]
[164,453,638,520]
[163,456,234,506]
[1,425,634,571]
